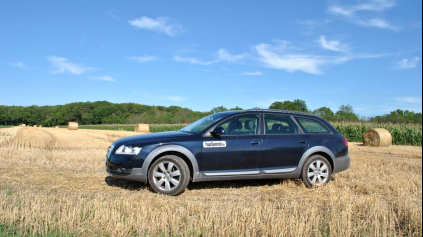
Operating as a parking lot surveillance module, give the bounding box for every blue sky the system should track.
[0,0,421,117]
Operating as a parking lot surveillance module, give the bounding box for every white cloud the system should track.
[129,56,158,63]
[329,6,355,17]
[174,56,217,66]
[318,36,349,53]
[92,76,116,82]
[7,62,25,68]
[394,57,421,69]
[189,69,216,73]
[128,16,182,37]
[254,43,323,74]
[328,0,399,31]
[243,71,263,76]
[357,18,400,31]
[394,97,422,104]
[176,40,384,74]
[108,10,120,20]
[175,49,245,66]
[217,49,245,63]
[252,42,385,75]
[329,0,395,16]
[143,93,186,102]
[47,56,94,75]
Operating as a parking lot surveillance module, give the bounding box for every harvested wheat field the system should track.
[0,127,421,236]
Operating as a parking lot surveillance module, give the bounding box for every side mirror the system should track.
[211,126,225,136]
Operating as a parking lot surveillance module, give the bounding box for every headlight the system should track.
[114,145,142,155]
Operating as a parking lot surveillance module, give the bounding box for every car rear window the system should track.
[296,117,330,133]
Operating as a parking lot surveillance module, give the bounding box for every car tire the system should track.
[301,155,332,188]
[148,155,190,196]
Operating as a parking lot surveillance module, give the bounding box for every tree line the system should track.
[0,100,421,126]
[212,99,422,125]
[0,101,209,127]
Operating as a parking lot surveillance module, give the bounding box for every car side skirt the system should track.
[195,170,301,182]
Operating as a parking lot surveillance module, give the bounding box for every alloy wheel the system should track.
[152,161,181,191]
[307,160,329,185]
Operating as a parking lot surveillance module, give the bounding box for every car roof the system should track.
[214,109,317,118]
[242,109,316,117]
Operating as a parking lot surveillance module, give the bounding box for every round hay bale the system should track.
[39,125,42,128]
[21,124,26,127]
[33,125,37,128]
[362,128,392,147]
[55,126,59,129]
[68,122,78,130]
[135,124,149,133]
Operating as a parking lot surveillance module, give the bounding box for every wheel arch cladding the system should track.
[149,151,194,180]
[309,152,334,172]
[143,145,200,182]
[300,146,335,173]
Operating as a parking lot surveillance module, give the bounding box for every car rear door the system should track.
[260,114,308,174]
[201,113,262,176]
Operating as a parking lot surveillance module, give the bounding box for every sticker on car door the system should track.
[203,141,227,148]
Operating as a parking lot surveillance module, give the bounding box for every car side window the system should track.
[264,115,299,134]
[296,117,330,133]
[218,114,259,135]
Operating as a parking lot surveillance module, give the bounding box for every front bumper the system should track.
[106,167,147,183]
[333,154,351,174]
[105,154,147,183]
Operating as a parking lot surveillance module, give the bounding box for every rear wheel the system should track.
[301,155,332,188]
[148,155,190,196]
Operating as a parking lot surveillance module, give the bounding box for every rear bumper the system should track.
[333,154,350,174]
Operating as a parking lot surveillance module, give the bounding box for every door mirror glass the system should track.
[211,126,225,136]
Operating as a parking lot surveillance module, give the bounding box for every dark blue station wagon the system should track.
[106,109,350,195]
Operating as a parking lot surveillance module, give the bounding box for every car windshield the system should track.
[180,113,231,133]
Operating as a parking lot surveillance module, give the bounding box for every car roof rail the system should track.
[242,109,315,116]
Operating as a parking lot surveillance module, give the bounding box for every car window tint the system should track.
[296,118,330,133]
[264,115,299,134]
[218,114,259,135]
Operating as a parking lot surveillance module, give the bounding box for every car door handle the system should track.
[299,141,307,144]
[251,142,260,146]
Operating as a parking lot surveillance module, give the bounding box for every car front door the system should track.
[201,113,262,176]
[261,114,308,174]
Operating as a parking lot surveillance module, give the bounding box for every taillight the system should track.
[342,138,348,146]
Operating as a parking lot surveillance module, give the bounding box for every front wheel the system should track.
[301,155,332,188]
[148,155,190,196]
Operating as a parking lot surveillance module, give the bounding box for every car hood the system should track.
[113,131,192,146]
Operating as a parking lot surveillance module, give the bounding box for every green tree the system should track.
[210,106,228,113]
[369,109,422,124]
[335,105,359,122]
[269,99,308,112]
[313,107,335,121]
[230,106,244,111]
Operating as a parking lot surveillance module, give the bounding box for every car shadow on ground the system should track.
[105,176,305,192]
[187,178,305,190]
[105,176,148,191]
